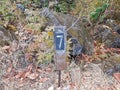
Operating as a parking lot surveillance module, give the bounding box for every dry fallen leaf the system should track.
[6,24,17,31]
[27,73,39,80]
[113,73,120,83]
[6,66,12,73]
[24,71,31,77]
[27,64,33,71]
[45,68,52,72]
[26,29,32,34]
[39,77,48,83]
[2,46,10,50]
[37,68,43,73]
[15,71,24,79]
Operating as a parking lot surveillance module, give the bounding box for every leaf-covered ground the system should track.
[0,0,120,90]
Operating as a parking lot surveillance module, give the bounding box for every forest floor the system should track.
[0,60,120,90]
[0,2,120,90]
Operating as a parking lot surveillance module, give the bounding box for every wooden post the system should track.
[54,26,67,87]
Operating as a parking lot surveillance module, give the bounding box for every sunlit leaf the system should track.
[6,24,17,31]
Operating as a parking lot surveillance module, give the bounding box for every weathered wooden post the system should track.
[54,26,67,87]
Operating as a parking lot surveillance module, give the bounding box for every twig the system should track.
[66,10,83,31]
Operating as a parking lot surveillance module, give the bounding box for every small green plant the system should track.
[90,3,109,21]
[55,0,75,14]
[0,0,26,26]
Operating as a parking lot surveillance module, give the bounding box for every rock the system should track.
[0,25,17,46]
[16,4,25,12]
[111,37,120,48]
[106,68,115,75]
[40,8,93,54]
[106,64,120,76]
[100,21,120,48]
[70,38,84,56]
[117,29,120,34]
[40,8,88,35]
[100,54,120,76]
[68,36,85,61]
[114,24,120,34]
[94,25,120,47]
[73,44,83,55]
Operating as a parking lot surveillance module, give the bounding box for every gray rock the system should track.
[111,37,120,48]
[106,64,120,76]
[114,24,120,34]
[40,8,94,54]
[16,4,25,12]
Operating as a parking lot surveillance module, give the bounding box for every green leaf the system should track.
[95,7,103,13]
[101,3,109,11]
[90,12,99,20]
[102,3,109,8]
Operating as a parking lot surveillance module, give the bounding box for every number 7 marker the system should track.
[56,35,63,49]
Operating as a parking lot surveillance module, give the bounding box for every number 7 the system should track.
[56,35,63,49]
